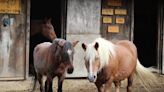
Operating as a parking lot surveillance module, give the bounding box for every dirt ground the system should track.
[0,74,164,92]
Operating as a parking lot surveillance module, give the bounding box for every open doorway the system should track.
[29,0,67,75]
[133,0,158,67]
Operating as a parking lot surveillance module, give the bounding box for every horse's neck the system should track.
[98,56,118,80]
[42,31,56,41]
[97,67,112,82]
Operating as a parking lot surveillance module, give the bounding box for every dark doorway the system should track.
[29,0,67,75]
[133,0,158,67]
[30,0,64,38]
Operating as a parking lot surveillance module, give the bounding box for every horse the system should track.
[30,17,57,75]
[32,38,79,92]
[30,17,57,41]
[82,37,157,92]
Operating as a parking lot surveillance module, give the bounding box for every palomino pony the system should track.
[82,37,157,92]
[32,38,79,92]
[30,17,57,41]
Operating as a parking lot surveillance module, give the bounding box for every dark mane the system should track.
[32,38,78,92]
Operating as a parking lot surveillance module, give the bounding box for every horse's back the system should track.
[116,40,137,57]
[33,42,52,73]
[34,42,52,54]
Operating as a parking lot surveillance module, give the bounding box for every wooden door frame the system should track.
[25,0,31,79]
[159,0,164,74]
[61,0,67,39]
[130,0,134,41]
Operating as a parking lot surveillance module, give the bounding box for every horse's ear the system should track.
[82,43,87,51]
[53,38,65,47]
[58,40,65,47]
[43,17,52,24]
[94,42,99,50]
[47,17,52,23]
[72,41,79,47]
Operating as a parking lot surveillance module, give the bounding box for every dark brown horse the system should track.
[30,18,57,41]
[32,38,79,92]
[82,37,157,92]
[30,18,57,75]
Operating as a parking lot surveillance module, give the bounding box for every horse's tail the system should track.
[31,69,37,92]
[135,59,158,92]
[31,46,38,92]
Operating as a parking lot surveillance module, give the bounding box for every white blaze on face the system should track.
[67,49,72,55]
[89,59,93,76]
[67,49,73,63]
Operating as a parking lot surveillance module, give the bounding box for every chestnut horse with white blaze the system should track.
[82,37,157,92]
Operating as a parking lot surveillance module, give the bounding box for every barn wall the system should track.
[101,0,132,41]
[66,0,101,77]
[67,0,100,34]
[0,0,27,80]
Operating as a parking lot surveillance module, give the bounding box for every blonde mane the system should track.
[85,38,116,70]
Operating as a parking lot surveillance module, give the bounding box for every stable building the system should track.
[0,0,163,80]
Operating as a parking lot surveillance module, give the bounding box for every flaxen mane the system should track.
[85,38,116,70]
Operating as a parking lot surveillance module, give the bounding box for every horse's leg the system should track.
[37,73,43,92]
[95,81,104,92]
[114,81,121,92]
[57,75,65,92]
[57,78,63,92]
[45,75,54,92]
[127,74,134,92]
[104,79,113,92]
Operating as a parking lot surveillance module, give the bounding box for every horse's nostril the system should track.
[93,75,96,79]
[67,68,74,74]
[88,75,96,82]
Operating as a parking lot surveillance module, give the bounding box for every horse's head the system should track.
[82,38,115,83]
[41,18,57,40]
[82,42,100,82]
[53,39,79,74]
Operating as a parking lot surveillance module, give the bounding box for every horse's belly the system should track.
[114,71,130,81]
[34,59,47,74]
[114,65,136,81]
[33,42,51,68]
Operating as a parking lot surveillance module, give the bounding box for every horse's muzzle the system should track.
[88,74,97,83]
[67,67,74,74]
